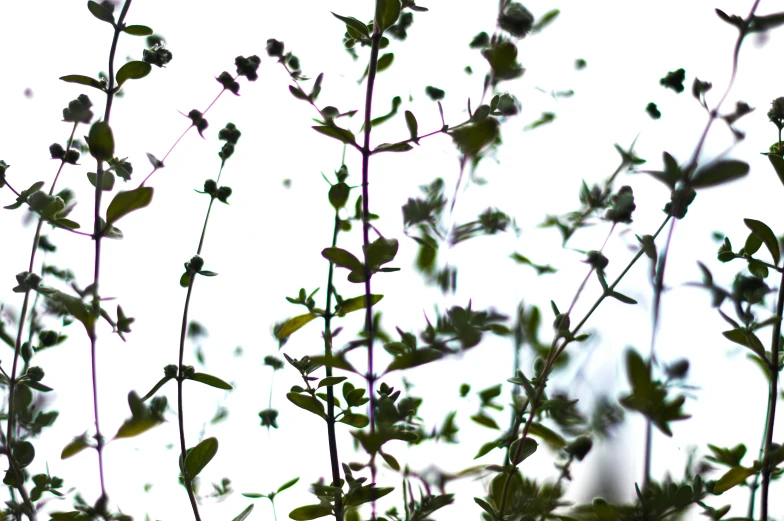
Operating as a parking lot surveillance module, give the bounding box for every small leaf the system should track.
[609,291,638,304]
[287,392,327,420]
[88,121,115,161]
[373,142,414,153]
[189,372,233,390]
[405,110,418,143]
[528,422,566,448]
[87,1,114,24]
[59,75,104,91]
[116,61,152,87]
[318,376,347,388]
[87,172,115,191]
[744,218,780,265]
[376,0,402,33]
[230,504,253,521]
[13,441,35,468]
[289,504,332,521]
[313,125,356,145]
[106,186,154,226]
[714,466,754,494]
[336,294,383,316]
[338,413,369,428]
[61,435,91,459]
[277,477,300,493]
[470,413,499,430]
[289,85,309,100]
[322,247,364,272]
[332,13,370,38]
[768,154,784,189]
[381,451,400,471]
[115,417,161,439]
[509,437,537,464]
[377,53,394,72]
[140,376,173,401]
[185,437,219,478]
[276,313,318,339]
[474,498,497,520]
[690,160,749,188]
[384,348,443,373]
[123,25,154,36]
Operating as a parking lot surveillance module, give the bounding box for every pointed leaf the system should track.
[714,466,754,494]
[768,154,784,189]
[609,291,638,304]
[377,53,394,72]
[313,125,356,145]
[509,437,538,464]
[115,417,162,439]
[189,372,233,390]
[336,294,383,316]
[289,505,332,521]
[277,477,300,493]
[405,110,419,143]
[276,313,318,339]
[116,61,152,87]
[528,422,566,448]
[287,392,327,420]
[185,437,219,478]
[385,348,443,373]
[59,75,104,91]
[231,504,254,521]
[470,413,499,430]
[332,13,370,38]
[691,160,749,188]
[317,376,347,388]
[744,218,780,265]
[322,247,364,272]
[123,25,154,36]
[88,121,114,161]
[61,436,91,459]
[106,186,153,226]
[376,0,401,33]
[87,1,114,24]
[140,375,173,401]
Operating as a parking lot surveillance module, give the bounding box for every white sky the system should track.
[2,0,784,520]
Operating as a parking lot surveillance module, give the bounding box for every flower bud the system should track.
[565,436,593,461]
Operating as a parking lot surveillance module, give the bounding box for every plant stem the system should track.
[760,268,784,521]
[361,11,383,518]
[323,211,344,521]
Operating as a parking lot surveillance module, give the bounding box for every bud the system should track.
[203,179,218,195]
[498,2,534,38]
[217,186,232,203]
[39,330,59,347]
[186,255,204,273]
[49,143,65,160]
[164,364,178,378]
[565,436,593,461]
[25,366,44,382]
[553,313,570,332]
[266,39,284,58]
[585,251,609,271]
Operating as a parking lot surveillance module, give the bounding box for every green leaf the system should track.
[381,451,400,471]
[625,348,650,397]
[528,422,566,448]
[116,61,152,87]
[230,504,253,521]
[470,413,499,430]
[61,435,91,459]
[509,437,538,464]
[384,348,443,373]
[141,376,173,401]
[277,477,300,493]
[87,1,114,24]
[287,392,327,420]
[376,0,401,33]
[769,154,784,189]
[115,417,162,439]
[59,74,104,91]
[289,85,309,100]
[123,24,154,36]
[332,13,370,38]
[338,413,370,428]
[690,160,749,188]
[405,110,418,144]
[189,372,233,390]
[318,376,347,388]
[744,218,780,265]
[289,504,332,521]
[723,329,766,358]
[344,486,394,508]
[313,125,356,145]
[377,53,394,72]
[106,186,154,226]
[336,294,383,316]
[87,171,115,191]
[88,121,115,161]
[609,291,638,304]
[474,497,497,520]
[276,313,318,339]
[714,466,754,494]
[185,437,219,478]
[474,441,498,459]
[13,441,35,468]
[373,142,414,153]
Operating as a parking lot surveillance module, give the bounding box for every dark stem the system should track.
[361,15,383,519]
[760,268,784,521]
[323,212,343,521]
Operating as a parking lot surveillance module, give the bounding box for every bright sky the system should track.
[1,0,784,520]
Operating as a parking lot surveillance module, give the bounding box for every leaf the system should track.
[289,504,332,521]
[140,375,173,401]
[373,142,414,153]
[528,422,566,448]
[277,477,300,493]
[189,372,233,390]
[744,218,780,265]
[116,61,152,87]
[338,413,369,428]
[115,417,161,439]
[723,329,766,358]
[384,348,443,373]
[769,154,784,189]
[106,186,153,226]
[376,0,401,33]
[405,110,418,143]
[61,436,91,459]
[336,294,383,316]
[289,85,309,100]
[690,160,749,188]
[87,1,114,24]
[381,451,400,471]
[474,498,497,520]
[59,75,104,91]
[276,313,318,339]
[287,392,327,420]
[318,376,347,388]
[344,486,394,508]
[509,437,537,464]
[714,466,754,494]
[377,53,394,72]
[332,13,370,38]
[123,24,154,36]
[474,441,498,459]
[184,437,219,478]
[13,441,34,468]
[625,348,650,396]
[609,291,638,304]
[87,172,115,191]
[230,504,253,521]
[313,125,356,145]
[470,413,499,430]
[88,121,115,161]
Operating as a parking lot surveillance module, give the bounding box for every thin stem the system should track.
[760,268,784,521]
[360,14,383,519]
[748,411,768,519]
[539,455,574,521]
[323,211,343,521]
